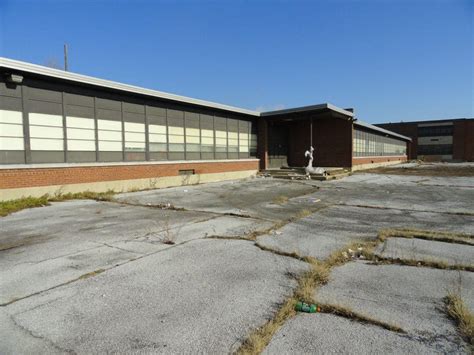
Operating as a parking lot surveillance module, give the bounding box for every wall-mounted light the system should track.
[6,73,23,84]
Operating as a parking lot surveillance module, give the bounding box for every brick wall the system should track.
[0,160,259,189]
[453,120,474,161]
[287,118,353,167]
[352,156,407,166]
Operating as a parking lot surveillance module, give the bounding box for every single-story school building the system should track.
[0,57,410,200]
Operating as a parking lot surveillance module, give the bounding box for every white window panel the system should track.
[0,123,23,137]
[0,137,24,150]
[97,119,122,131]
[149,133,167,143]
[124,122,145,133]
[185,128,200,136]
[66,116,94,129]
[30,125,63,139]
[67,127,95,140]
[215,130,227,139]
[201,129,214,137]
[98,130,122,141]
[216,138,227,146]
[201,137,214,145]
[99,141,122,151]
[0,110,22,124]
[29,113,63,127]
[228,139,238,147]
[169,135,184,144]
[239,146,249,152]
[186,136,200,144]
[149,124,166,134]
[125,132,145,142]
[67,139,96,151]
[30,138,64,151]
[125,142,146,150]
[228,132,238,139]
[168,126,184,135]
[239,133,249,140]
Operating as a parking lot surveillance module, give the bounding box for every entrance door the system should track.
[268,124,289,168]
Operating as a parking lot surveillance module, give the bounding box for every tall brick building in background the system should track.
[376,119,474,162]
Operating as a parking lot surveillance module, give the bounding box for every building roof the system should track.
[0,57,409,142]
[260,103,354,118]
[0,57,354,120]
[355,120,412,141]
[376,118,473,125]
[0,57,260,116]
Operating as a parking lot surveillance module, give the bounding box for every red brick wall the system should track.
[352,156,407,166]
[288,118,353,167]
[453,120,474,161]
[257,119,269,170]
[0,160,259,189]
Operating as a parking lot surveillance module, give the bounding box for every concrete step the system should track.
[258,169,350,181]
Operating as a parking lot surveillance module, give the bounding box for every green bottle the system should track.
[295,301,317,313]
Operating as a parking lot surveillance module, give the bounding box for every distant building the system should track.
[0,57,410,200]
[376,119,474,162]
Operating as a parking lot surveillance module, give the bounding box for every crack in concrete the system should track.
[9,313,76,354]
[92,242,144,255]
[335,203,474,216]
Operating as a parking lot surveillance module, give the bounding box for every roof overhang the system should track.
[260,103,354,120]
[0,57,260,117]
[354,120,412,141]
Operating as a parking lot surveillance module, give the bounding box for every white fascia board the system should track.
[0,57,260,117]
[355,120,412,141]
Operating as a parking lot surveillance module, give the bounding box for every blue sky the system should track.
[0,0,472,123]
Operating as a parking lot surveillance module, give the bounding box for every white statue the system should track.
[304,146,326,177]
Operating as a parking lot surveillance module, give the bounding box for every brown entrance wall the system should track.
[288,118,353,168]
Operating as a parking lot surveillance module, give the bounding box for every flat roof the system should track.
[260,103,354,118]
[0,57,408,142]
[376,118,473,125]
[0,57,354,120]
[355,120,412,141]
[0,57,260,116]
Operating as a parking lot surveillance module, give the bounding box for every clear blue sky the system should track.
[0,0,472,123]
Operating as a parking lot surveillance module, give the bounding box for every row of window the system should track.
[417,125,453,137]
[417,144,453,155]
[0,108,258,163]
[353,129,407,157]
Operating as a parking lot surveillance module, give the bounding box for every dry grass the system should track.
[294,208,312,219]
[379,228,474,246]
[318,303,405,333]
[78,269,106,280]
[371,256,474,272]
[363,164,474,177]
[272,195,289,205]
[237,240,374,355]
[444,292,474,345]
[0,190,116,217]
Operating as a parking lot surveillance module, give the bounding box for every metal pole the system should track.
[64,44,68,71]
[310,118,313,147]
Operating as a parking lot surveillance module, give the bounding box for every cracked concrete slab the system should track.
[375,237,474,266]
[257,205,474,260]
[115,178,320,221]
[315,261,474,352]
[0,200,276,306]
[263,313,449,354]
[3,239,309,354]
[316,174,474,215]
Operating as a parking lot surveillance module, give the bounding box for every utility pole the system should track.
[64,44,68,71]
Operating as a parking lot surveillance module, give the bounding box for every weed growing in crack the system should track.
[444,273,474,346]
